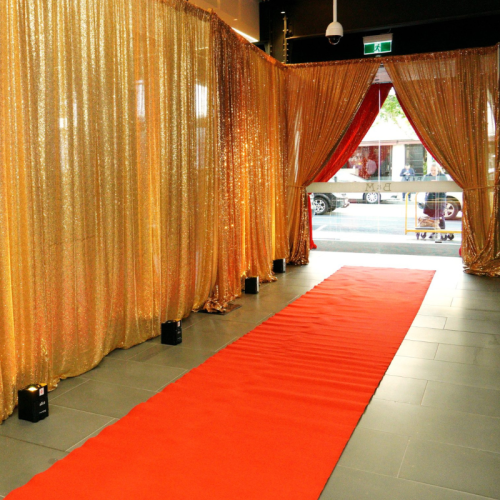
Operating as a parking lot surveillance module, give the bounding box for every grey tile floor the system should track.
[1,251,499,499]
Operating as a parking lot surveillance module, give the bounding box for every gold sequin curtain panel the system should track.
[205,16,288,311]
[0,138,15,422]
[286,61,378,264]
[0,0,218,421]
[385,46,500,276]
[152,3,218,319]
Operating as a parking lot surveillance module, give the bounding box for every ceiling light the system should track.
[232,28,258,43]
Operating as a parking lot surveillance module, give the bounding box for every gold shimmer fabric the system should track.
[285,61,379,264]
[153,2,218,320]
[385,46,500,276]
[0,0,206,420]
[0,145,15,422]
[206,17,288,311]
[0,0,288,421]
[0,0,215,420]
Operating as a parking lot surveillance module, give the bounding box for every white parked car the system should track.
[416,191,463,219]
[312,193,350,215]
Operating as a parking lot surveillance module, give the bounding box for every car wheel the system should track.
[313,197,329,216]
[364,192,380,204]
[444,198,460,219]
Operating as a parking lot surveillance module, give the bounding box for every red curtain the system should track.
[314,83,393,183]
[308,196,317,249]
[397,97,434,158]
[309,83,392,248]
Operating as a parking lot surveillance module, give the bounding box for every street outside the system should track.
[312,199,462,246]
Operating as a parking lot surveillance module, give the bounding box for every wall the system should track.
[192,0,260,40]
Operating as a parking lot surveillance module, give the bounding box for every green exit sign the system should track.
[364,40,392,55]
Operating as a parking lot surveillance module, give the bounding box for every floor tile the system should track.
[281,266,304,275]
[66,419,118,452]
[399,438,500,499]
[0,405,113,452]
[50,380,156,419]
[48,376,88,399]
[445,317,500,335]
[419,305,500,323]
[179,312,208,328]
[449,289,500,301]
[185,318,255,338]
[181,330,239,352]
[412,315,446,329]
[76,358,185,392]
[428,275,459,286]
[396,340,438,359]
[358,399,500,453]
[405,327,500,349]
[435,344,477,364]
[337,427,409,476]
[451,297,500,312]
[0,436,67,497]
[320,466,492,500]
[106,338,160,360]
[274,272,324,283]
[130,344,214,370]
[212,307,274,324]
[373,375,428,405]
[422,295,453,307]
[387,356,500,390]
[260,285,312,302]
[227,299,280,314]
[475,347,500,370]
[426,283,458,293]
[455,279,500,292]
[424,287,461,298]
[422,380,500,417]
[234,294,289,310]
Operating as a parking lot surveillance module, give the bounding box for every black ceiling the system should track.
[259,0,500,63]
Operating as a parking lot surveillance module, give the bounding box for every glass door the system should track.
[310,79,463,256]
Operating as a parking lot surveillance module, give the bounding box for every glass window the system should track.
[405,144,426,178]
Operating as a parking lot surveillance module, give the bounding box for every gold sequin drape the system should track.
[0,0,289,421]
[1,0,168,420]
[285,61,379,264]
[385,46,500,276]
[205,16,288,310]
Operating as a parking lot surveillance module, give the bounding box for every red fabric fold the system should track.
[308,195,317,250]
[314,83,393,183]
[310,83,392,248]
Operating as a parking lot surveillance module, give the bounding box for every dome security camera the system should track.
[326,21,343,45]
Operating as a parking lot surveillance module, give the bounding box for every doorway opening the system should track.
[310,84,463,257]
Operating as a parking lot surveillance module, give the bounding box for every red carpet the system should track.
[8,266,434,500]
